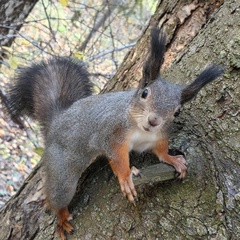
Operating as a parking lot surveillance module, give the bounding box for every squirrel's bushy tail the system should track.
[8,57,93,128]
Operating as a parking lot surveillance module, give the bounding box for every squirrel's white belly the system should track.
[129,129,161,152]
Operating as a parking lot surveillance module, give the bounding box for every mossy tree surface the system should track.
[0,0,239,239]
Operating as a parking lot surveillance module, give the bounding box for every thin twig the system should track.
[89,42,135,61]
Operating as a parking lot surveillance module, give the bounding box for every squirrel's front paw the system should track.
[171,155,187,179]
[119,167,139,202]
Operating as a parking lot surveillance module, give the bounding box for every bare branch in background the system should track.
[78,0,118,52]
[89,42,135,61]
[0,0,155,86]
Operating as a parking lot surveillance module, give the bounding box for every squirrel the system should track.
[7,27,224,239]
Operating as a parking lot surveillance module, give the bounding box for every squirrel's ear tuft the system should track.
[181,64,225,104]
[140,27,166,88]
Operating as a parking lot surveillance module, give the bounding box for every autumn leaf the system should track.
[8,57,19,69]
[34,147,44,156]
[59,0,68,7]
[1,46,13,53]
[73,52,85,60]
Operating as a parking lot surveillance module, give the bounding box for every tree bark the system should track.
[0,0,38,64]
[1,0,239,239]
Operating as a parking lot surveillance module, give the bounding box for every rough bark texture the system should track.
[0,0,38,59]
[0,0,239,239]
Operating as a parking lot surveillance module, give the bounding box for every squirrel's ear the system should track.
[140,27,166,88]
[181,64,225,104]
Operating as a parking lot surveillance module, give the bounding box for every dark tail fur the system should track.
[141,27,166,87]
[8,57,93,129]
[181,64,225,104]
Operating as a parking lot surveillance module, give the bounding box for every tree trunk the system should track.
[0,0,239,239]
[0,0,38,65]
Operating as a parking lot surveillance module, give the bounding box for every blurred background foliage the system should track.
[1,0,157,90]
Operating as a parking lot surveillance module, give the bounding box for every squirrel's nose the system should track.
[148,116,160,127]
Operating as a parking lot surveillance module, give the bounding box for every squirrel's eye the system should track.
[141,89,148,99]
[174,108,181,117]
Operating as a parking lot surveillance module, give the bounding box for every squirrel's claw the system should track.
[57,220,74,240]
[63,220,74,233]
[56,208,74,240]
[120,176,137,202]
[171,155,187,179]
[119,167,139,202]
[131,166,141,177]
[57,226,66,240]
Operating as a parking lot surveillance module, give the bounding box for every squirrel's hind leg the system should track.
[44,154,80,239]
[46,177,77,239]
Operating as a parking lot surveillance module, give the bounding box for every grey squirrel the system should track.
[7,28,224,239]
